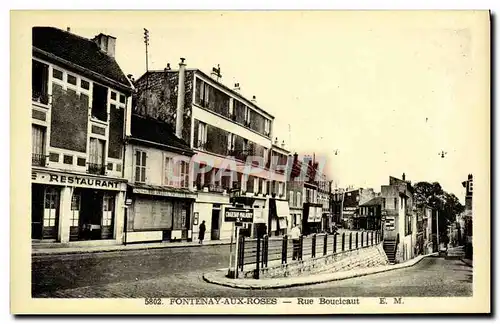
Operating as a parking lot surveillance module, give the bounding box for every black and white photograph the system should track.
[10,9,490,314]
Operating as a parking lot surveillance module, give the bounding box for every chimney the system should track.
[166,63,171,70]
[175,58,186,139]
[281,140,285,149]
[251,95,257,104]
[233,83,240,92]
[66,27,71,32]
[402,173,406,181]
[92,33,116,58]
[274,137,278,145]
[127,74,135,83]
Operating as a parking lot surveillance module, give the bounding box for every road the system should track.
[32,245,472,298]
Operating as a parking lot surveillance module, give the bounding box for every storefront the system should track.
[268,198,290,237]
[302,203,323,236]
[31,168,126,244]
[228,193,268,239]
[125,184,196,243]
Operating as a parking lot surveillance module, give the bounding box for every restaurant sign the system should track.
[32,170,125,191]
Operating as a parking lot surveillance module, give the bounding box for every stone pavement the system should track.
[32,239,232,256]
[203,252,438,289]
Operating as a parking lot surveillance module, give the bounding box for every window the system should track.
[102,194,114,226]
[32,60,49,104]
[135,150,147,183]
[63,155,73,165]
[394,198,397,209]
[197,122,207,148]
[400,197,404,209]
[229,99,234,117]
[52,68,63,80]
[80,79,90,90]
[289,190,294,206]
[179,160,189,188]
[247,175,255,193]
[382,198,386,209]
[119,94,126,104]
[32,125,46,166]
[469,180,473,193]
[227,133,235,153]
[165,157,189,188]
[89,138,105,174]
[67,74,77,85]
[297,192,302,206]
[91,83,108,121]
[264,119,271,136]
[70,192,81,227]
[44,187,58,227]
[245,108,251,125]
[111,92,117,100]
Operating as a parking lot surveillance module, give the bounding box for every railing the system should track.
[32,153,46,167]
[237,230,382,279]
[32,90,49,105]
[87,163,106,175]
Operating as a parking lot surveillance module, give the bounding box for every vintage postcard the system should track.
[10,10,490,314]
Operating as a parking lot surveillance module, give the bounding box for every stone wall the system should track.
[240,244,388,279]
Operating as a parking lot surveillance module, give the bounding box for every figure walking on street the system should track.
[291,224,301,260]
[198,220,206,245]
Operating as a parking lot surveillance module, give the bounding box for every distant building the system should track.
[461,174,473,258]
[341,188,377,230]
[359,196,383,230]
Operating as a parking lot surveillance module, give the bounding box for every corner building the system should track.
[31,27,133,245]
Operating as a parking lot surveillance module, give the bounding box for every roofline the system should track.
[126,136,195,157]
[136,69,275,120]
[33,47,134,94]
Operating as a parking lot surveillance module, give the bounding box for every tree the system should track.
[413,181,464,238]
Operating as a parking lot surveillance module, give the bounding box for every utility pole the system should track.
[144,28,150,88]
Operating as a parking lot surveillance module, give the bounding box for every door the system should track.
[31,184,44,239]
[69,190,81,241]
[101,193,115,239]
[211,209,220,240]
[43,186,59,239]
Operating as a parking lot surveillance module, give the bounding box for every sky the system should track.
[48,11,489,203]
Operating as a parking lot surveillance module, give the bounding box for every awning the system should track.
[275,200,290,219]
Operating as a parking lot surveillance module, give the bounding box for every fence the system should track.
[236,230,382,279]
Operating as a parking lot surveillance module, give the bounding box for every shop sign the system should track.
[224,207,254,223]
[32,170,124,190]
[132,188,196,199]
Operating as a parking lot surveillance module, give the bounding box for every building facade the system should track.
[31,27,134,245]
[132,63,287,241]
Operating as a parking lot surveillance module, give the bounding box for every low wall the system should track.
[240,244,389,279]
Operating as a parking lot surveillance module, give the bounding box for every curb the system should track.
[203,253,438,290]
[460,259,473,267]
[32,241,232,257]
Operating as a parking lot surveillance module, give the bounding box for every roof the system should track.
[32,27,132,92]
[129,114,193,155]
[360,197,384,207]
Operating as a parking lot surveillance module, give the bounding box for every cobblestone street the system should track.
[33,245,472,298]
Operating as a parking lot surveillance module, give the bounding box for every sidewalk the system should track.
[203,252,438,289]
[461,258,473,267]
[32,239,232,256]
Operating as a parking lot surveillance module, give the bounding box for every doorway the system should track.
[211,208,221,240]
[31,184,45,239]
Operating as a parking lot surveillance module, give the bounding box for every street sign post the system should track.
[225,207,254,278]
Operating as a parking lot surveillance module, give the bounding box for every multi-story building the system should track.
[300,156,324,236]
[340,187,376,229]
[132,62,287,241]
[358,196,383,231]
[122,111,196,244]
[317,174,332,232]
[380,174,417,262]
[461,174,473,258]
[31,27,134,244]
[330,188,344,226]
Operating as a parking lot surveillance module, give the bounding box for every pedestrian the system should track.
[291,224,301,260]
[198,220,206,245]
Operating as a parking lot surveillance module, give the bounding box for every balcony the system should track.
[32,153,46,167]
[32,90,49,105]
[87,163,106,175]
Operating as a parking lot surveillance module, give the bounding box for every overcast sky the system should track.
[48,11,489,202]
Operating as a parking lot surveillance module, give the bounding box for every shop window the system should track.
[32,60,49,104]
[44,187,58,227]
[70,192,81,227]
[91,83,108,121]
[102,194,114,226]
[89,138,106,175]
[135,150,147,183]
[32,125,46,166]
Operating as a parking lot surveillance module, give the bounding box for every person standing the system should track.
[291,224,301,260]
[198,220,206,245]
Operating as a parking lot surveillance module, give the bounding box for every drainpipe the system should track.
[176,58,186,138]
